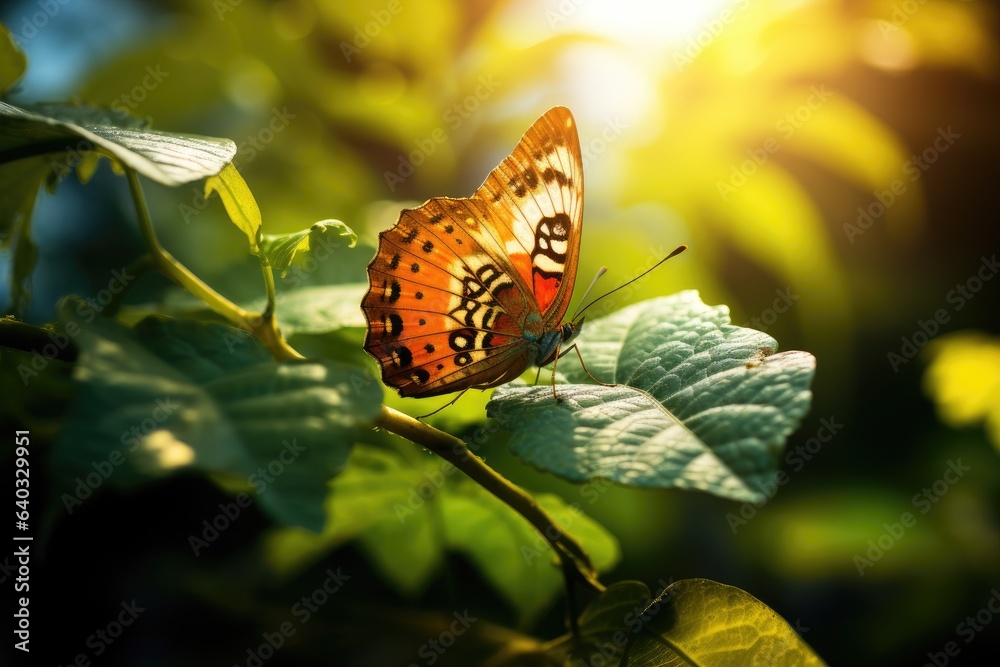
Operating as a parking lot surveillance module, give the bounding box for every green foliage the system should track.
[53,304,381,531]
[924,332,1000,452]
[260,219,358,276]
[203,162,263,252]
[265,443,620,624]
[621,579,826,666]
[0,100,234,186]
[266,284,368,335]
[0,99,236,314]
[546,581,652,664]
[546,579,827,666]
[0,23,26,93]
[489,292,815,503]
[0,10,855,664]
[0,98,825,667]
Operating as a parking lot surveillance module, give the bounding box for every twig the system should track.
[375,405,605,596]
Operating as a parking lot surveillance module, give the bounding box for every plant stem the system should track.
[375,405,605,595]
[127,168,251,322]
[125,168,300,360]
[258,254,277,319]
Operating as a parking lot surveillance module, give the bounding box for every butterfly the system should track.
[362,106,587,398]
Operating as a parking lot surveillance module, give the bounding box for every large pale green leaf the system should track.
[259,219,358,276]
[53,306,381,531]
[265,443,618,622]
[487,292,815,503]
[622,578,827,666]
[0,101,234,311]
[0,100,235,186]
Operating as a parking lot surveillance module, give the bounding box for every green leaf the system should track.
[265,445,441,580]
[622,578,827,666]
[546,580,652,666]
[8,216,37,316]
[577,580,653,637]
[487,292,815,503]
[0,156,46,314]
[130,283,369,338]
[358,503,438,596]
[0,337,75,435]
[264,444,619,622]
[53,307,381,531]
[270,284,368,335]
[0,23,26,94]
[445,485,620,626]
[204,162,262,252]
[259,219,358,276]
[0,100,226,311]
[0,157,47,239]
[0,100,235,187]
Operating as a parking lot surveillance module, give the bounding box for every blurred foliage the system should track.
[264,443,621,626]
[1,0,999,665]
[925,332,1000,452]
[0,22,25,92]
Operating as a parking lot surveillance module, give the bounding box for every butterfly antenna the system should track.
[569,266,609,322]
[573,244,687,322]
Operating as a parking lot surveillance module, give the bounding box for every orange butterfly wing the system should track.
[362,107,583,398]
[474,106,583,325]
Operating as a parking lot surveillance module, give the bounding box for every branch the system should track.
[375,405,605,595]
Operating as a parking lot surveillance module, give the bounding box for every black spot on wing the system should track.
[391,346,413,367]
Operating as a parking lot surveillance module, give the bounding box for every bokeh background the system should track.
[2,0,999,665]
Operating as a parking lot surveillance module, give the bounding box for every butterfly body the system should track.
[363,107,584,398]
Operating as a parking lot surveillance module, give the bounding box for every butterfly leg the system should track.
[550,363,561,402]
[548,342,614,402]
[557,344,615,388]
[533,365,544,387]
[549,343,564,402]
[415,389,470,420]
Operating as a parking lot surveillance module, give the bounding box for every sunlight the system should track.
[500,0,736,46]
[497,0,767,149]
[565,0,737,48]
